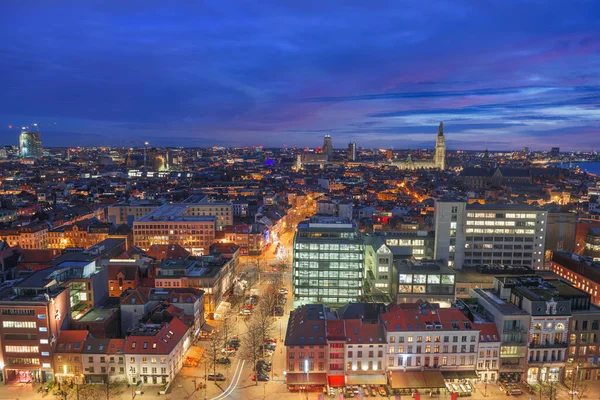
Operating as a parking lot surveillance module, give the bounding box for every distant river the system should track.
[552,161,600,176]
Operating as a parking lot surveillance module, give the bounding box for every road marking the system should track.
[209,360,241,400]
[210,359,245,400]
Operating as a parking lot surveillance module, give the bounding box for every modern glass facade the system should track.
[293,218,364,306]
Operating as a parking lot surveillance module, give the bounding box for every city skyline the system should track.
[1,2,599,150]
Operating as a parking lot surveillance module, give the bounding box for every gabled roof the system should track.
[146,244,190,261]
[125,317,189,355]
[121,287,150,306]
[82,338,110,354]
[475,323,500,343]
[344,319,386,344]
[108,263,139,280]
[381,303,476,333]
[56,330,89,353]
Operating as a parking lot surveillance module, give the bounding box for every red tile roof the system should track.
[344,319,386,344]
[146,244,190,261]
[107,338,126,354]
[56,330,89,353]
[475,323,500,342]
[381,303,476,332]
[125,317,189,355]
[107,263,139,280]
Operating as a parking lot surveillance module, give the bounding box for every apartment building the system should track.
[377,230,435,260]
[392,259,456,305]
[284,304,329,391]
[155,252,234,315]
[105,260,141,297]
[133,204,216,255]
[82,338,127,384]
[0,272,71,383]
[0,223,49,249]
[105,202,161,226]
[364,235,393,296]
[292,217,364,307]
[125,317,189,386]
[434,201,547,270]
[47,221,112,250]
[475,323,501,382]
[382,303,480,377]
[53,330,89,383]
[182,195,233,231]
[470,288,530,383]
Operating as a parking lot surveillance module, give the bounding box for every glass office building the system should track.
[293,217,364,307]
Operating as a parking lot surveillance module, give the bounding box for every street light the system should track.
[304,360,309,400]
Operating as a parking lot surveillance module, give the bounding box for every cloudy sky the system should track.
[1,1,599,150]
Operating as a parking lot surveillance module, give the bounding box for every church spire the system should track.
[438,122,444,137]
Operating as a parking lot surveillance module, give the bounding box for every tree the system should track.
[204,327,224,385]
[254,293,276,346]
[100,361,127,400]
[567,376,589,400]
[240,316,264,385]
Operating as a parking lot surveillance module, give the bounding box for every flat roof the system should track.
[473,288,528,315]
[136,204,217,223]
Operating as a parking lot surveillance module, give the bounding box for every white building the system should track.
[381,303,480,381]
[82,338,127,384]
[125,317,189,386]
[475,323,501,382]
[434,200,547,270]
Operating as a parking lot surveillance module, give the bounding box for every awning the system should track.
[389,371,446,389]
[442,370,479,380]
[201,323,215,333]
[346,374,387,385]
[328,375,345,387]
[286,373,327,385]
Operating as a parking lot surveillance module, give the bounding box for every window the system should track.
[3,321,36,329]
[4,345,39,353]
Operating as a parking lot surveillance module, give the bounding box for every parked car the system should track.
[370,385,377,396]
[207,373,226,381]
[257,360,271,372]
[264,338,277,344]
[252,374,270,381]
[279,288,288,294]
[221,347,236,355]
[378,385,387,396]
[216,357,231,364]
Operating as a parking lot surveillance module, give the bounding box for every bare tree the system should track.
[567,377,589,400]
[204,328,224,385]
[254,294,276,345]
[100,361,127,400]
[240,316,264,385]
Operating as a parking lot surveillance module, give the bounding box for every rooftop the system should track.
[136,203,217,223]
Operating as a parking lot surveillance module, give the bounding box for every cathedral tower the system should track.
[435,122,446,170]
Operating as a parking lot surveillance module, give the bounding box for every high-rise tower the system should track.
[323,134,333,160]
[19,128,43,158]
[347,142,357,161]
[434,122,446,170]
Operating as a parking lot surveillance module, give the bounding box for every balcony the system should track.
[503,327,526,333]
[528,356,563,364]
[528,341,568,349]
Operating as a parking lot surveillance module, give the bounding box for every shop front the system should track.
[285,372,327,392]
[346,374,387,385]
[388,370,446,397]
[327,375,345,388]
[5,369,36,382]
[526,366,562,384]
[498,371,523,383]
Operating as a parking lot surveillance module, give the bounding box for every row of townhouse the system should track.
[44,315,190,386]
[284,302,500,394]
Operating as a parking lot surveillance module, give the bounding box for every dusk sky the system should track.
[1,1,599,150]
